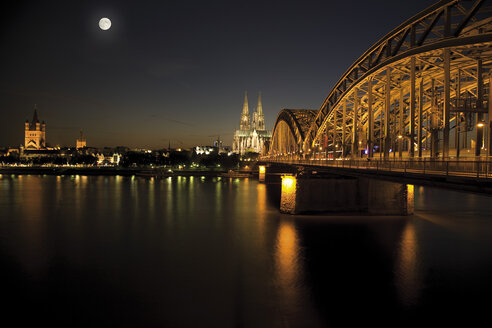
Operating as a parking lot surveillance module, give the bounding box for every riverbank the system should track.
[0,166,254,177]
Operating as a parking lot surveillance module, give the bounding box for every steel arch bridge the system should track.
[267,0,492,162]
[269,109,318,156]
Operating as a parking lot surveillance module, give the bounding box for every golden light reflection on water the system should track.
[74,175,82,215]
[275,219,301,303]
[273,217,322,325]
[131,177,140,220]
[19,176,46,275]
[215,179,222,215]
[256,183,266,215]
[395,219,421,306]
[149,177,155,219]
[114,175,122,216]
[165,177,174,224]
[188,176,195,213]
[255,184,267,244]
[56,175,62,204]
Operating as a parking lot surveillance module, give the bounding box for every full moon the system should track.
[99,17,111,30]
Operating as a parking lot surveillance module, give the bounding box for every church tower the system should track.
[24,104,46,150]
[76,130,87,149]
[239,91,251,131]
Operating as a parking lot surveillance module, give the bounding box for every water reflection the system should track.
[188,176,195,213]
[114,175,122,217]
[2,176,492,326]
[256,184,267,230]
[148,177,155,219]
[395,219,421,306]
[275,219,300,292]
[215,179,222,215]
[18,176,47,276]
[274,217,321,326]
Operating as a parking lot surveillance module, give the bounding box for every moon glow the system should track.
[99,18,111,30]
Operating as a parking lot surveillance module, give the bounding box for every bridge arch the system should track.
[269,109,318,157]
[301,0,492,160]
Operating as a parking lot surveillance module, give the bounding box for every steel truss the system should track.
[268,0,492,161]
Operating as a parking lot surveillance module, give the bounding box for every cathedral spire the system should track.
[240,90,251,130]
[257,92,262,115]
[242,91,249,115]
[256,92,265,130]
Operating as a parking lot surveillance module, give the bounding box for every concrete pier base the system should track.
[280,175,414,215]
[258,165,266,183]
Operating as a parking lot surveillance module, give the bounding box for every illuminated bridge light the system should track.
[281,175,296,190]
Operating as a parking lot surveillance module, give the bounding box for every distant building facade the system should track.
[232,92,271,154]
[24,105,46,150]
[76,130,87,149]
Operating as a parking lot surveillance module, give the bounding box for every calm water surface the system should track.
[1,175,492,327]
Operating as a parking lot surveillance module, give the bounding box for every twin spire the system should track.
[242,91,249,116]
[240,91,265,131]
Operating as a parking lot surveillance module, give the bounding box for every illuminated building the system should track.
[195,146,215,155]
[76,130,87,149]
[96,152,121,166]
[24,104,46,150]
[232,91,271,155]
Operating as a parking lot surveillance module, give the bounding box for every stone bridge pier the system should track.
[259,165,413,215]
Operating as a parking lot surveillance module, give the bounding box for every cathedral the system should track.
[24,105,46,150]
[232,91,271,155]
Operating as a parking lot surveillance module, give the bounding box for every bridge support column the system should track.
[280,175,297,214]
[476,58,484,157]
[384,68,391,158]
[418,78,423,158]
[280,174,414,215]
[489,72,492,157]
[430,78,439,158]
[352,89,359,158]
[399,87,404,158]
[409,56,416,158]
[332,112,337,160]
[456,70,461,159]
[443,48,451,159]
[368,78,374,158]
[342,100,347,158]
[259,165,266,183]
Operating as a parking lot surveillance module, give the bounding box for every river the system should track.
[1,174,491,327]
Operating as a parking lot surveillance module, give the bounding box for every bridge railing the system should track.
[263,158,492,179]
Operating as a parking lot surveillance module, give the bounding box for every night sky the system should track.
[1,0,435,149]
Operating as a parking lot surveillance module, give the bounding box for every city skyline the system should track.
[0,0,435,148]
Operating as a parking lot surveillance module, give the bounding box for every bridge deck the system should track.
[261,159,492,194]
